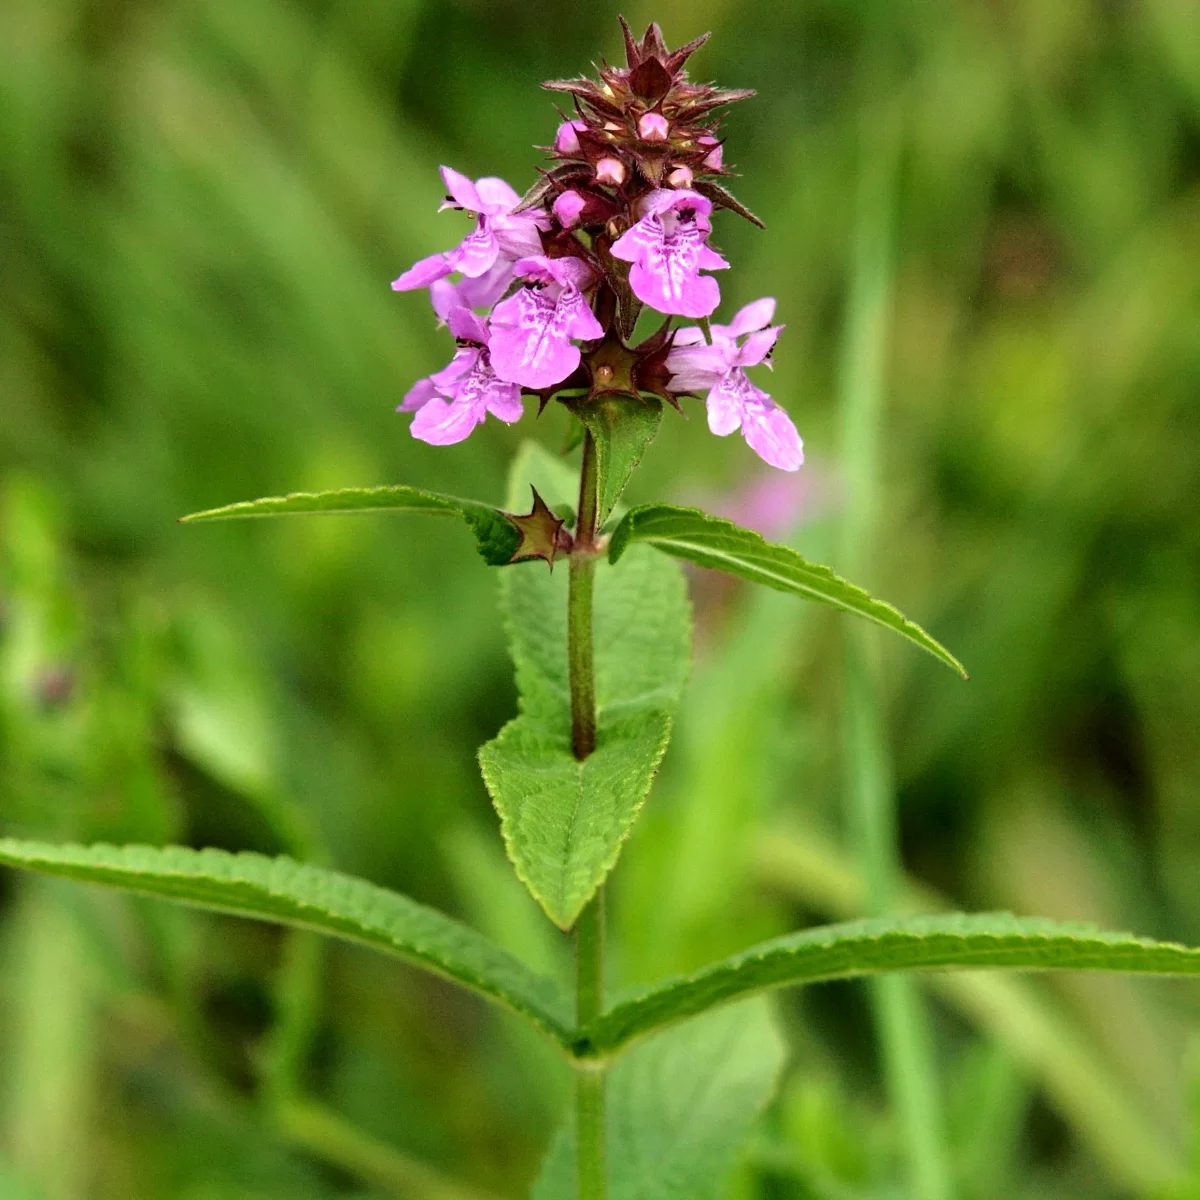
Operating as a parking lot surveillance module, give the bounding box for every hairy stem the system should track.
[569,429,599,760]
[570,429,606,1198]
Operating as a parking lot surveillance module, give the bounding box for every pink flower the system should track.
[428,257,514,320]
[595,157,626,186]
[555,120,587,154]
[666,298,804,472]
[698,136,723,171]
[609,189,729,319]
[400,308,524,446]
[391,167,547,294]
[666,165,693,188]
[489,256,604,389]
[552,189,588,229]
[638,112,669,141]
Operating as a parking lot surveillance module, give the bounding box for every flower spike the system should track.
[389,19,803,471]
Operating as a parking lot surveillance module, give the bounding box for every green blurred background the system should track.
[3,0,1200,1196]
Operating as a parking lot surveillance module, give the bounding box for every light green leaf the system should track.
[533,999,785,1200]
[0,839,573,1044]
[480,543,690,930]
[506,440,582,515]
[575,396,663,528]
[480,448,691,931]
[180,486,522,566]
[585,913,1200,1054]
[608,504,967,677]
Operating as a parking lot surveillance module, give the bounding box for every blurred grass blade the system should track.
[754,826,1188,1191]
[0,840,573,1044]
[6,883,93,1200]
[836,92,953,1200]
[180,486,523,565]
[533,999,785,1199]
[585,914,1200,1054]
[278,1099,502,1200]
[607,504,966,677]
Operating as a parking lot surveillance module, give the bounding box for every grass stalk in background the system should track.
[753,826,1186,1192]
[5,882,93,1200]
[837,101,955,1200]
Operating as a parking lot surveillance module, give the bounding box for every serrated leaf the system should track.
[533,999,785,1200]
[576,396,663,528]
[608,504,966,677]
[481,543,690,930]
[481,453,690,930]
[584,913,1200,1054]
[180,486,521,566]
[0,839,572,1044]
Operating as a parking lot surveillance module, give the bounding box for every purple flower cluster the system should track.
[389,20,803,471]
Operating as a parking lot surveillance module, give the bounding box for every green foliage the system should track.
[534,1000,786,1199]
[574,397,663,529]
[586,914,1200,1054]
[480,543,690,929]
[0,839,572,1043]
[609,504,967,677]
[181,486,522,566]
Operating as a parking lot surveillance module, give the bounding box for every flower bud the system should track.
[555,119,586,154]
[699,135,723,170]
[595,157,627,186]
[553,189,588,228]
[637,112,669,142]
[667,165,693,188]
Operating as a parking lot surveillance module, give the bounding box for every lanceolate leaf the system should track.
[0,840,572,1044]
[180,486,522,566]
[583,913,1200,1054]
[481,448,691,931]
[608,504,966,677]
[533,999,785,1200]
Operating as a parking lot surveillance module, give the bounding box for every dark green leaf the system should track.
[180,486,521,566]
[0,839,572,1044]
[533,1000,785,1199]
[608,504,966,677]
[584,913,1200,1054]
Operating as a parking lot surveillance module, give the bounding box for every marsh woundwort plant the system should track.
[2,19,1200,1200]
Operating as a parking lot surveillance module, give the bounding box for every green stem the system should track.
[570,430,606,1199]
[568,554,597,761]
[837,101,954,1200]
[569,429,599,760]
